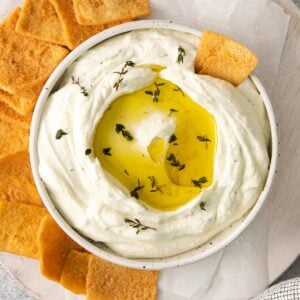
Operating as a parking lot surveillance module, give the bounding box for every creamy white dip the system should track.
[38,29,270,258]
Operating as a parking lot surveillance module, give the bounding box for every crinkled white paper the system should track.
[0,0,290,299]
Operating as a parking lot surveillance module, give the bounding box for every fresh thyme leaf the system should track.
[85,148,92,155]
[125,61,135,67]
[197,135,211,149]
[177,46,186,63]
[55,129,67,139]
[169,108,178,116]
[124,218,156,234]
[122,130,134,141]
[173,85,185,96]
[167,153,185,171]
[113,61,135,90]
[115,123,125,133]
[200,201,206,211]
[102,147,112,156]
[191,177,208,188]
[148,176,165,193]
[169,134,177,143]
[115,124,134,141]
[144,82,162,103]
[130,180,144,199]
[124,169,129,175]
[71,76,89,96]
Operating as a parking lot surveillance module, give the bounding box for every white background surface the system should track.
[0,0,299,299]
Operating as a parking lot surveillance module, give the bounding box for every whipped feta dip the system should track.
[38,29,270,258]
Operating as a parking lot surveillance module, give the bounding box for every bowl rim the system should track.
[30,19,278,270]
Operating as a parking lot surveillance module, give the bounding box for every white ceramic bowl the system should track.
[30,20,278,270]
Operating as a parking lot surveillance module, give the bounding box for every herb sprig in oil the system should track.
[167,153,185,170]
[130,180,144,199]
[145,82,165,103]
[115,124,134,141]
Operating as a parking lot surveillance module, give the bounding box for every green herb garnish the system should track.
[102,147,112,156]
[113,61,135,90]
[197,135,211,148]
[130,180,144,199]
[200,201,206,211]
[124,218,156,234]
[191,177,208,188]
[167,153,185,170]
[124,169,129,175]
[177,46,186,63]
[55,129,67,139]
[148,176,165,193]
[169,134,177,143]
[144,82,164,103]
[169,108,178,116]
[85,148,92,155]
[71,76,88,96]
[173,85,185,96]
[115,124,134,141]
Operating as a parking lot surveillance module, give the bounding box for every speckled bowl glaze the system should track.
[30,20,278,270]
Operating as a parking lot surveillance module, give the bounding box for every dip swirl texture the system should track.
[38,29,270,258]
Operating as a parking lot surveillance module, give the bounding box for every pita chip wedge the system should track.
[60,250,91,294]
[0,100,31,129]
[0,118,28,159]
[51,0,128,49]
[0,151,43,207]
[195,30,258,86]
[86,255,158,300]
[38,215,84,282]
[73,0,150,26]
[50,0,104,50]
[0,200,47,258]
[0,8,69,98]
[0,89,35,116]
[16,0,67,46]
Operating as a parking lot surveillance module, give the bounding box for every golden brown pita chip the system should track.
[38,215,84,282]
[0,200,47,258]
[73,0,150,26]
[0,101,31,129]
[0,89,35,116]
[16,0,67,46]
[0,8,69,98]
[195,30,258,86]
[86,255,158,300]
[60,250,91,294]
[0,119,28,159]
[0,151,43,207]
[50,0,104,50]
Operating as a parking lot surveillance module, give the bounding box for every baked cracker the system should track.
[0,119,28,160]
[60,250,91,294]
[0,151,43,207]
[0,100,31,129]
[73,0,150,26]
[50,0,104,49]
[0,8,69,98]
[0,89,35,116]
[38,215,84,281]
[86,255,158,300]
[0,200,47,258]
[16,0,67,46]
[195,30,258,86]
